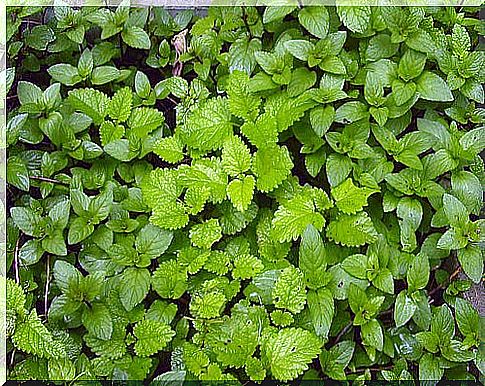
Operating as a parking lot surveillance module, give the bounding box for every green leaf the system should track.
[227,176,255,212]
[100,121,125,147]
[331,178,378,214]
[442,193,469,229]
[284,40,315,62]
[47,64,81,86]
[232,253,264,280]
[68,88,110,125]
[24,25,55,50]
[407,253,430,293]
[431,305,455,344]
[108,87,133,122]
[335,101,369,124]
[419,353,443,381]
[222,136,251,176]
[336,6,371,33]
[263,6,296,24]
[441,340,476,362]
[91,66,120,85]
[7,156,30,192]
[11,207,40,236]
[261,327,321,382]
[135,224,173,259]
[241,113,278,149]
[12,310,65,359]
[457,245,483,284]
[327,212,378,247]
[308,288,334,340]
[272,189,326,242]
[299,224,327,289]
[320,341,355,380]
[252,145,293,193]
[310,106,334,137]
[298,7,329,39]
[454,298,479,340]
[135,71,151,98]
[119,267,150,311]
[398,49,426,81]
[226,70,261,121]
[452,171,482,215]
[182,97,233,151]
[341,254,368,280]
[152,260,187,299]
[42,232,67,256]
[273,266,307,314]
[128,107,164,137]
[122,26,151,49]
[288,68,317,97]
[189,219,222,249]
[154,136,184,164]
[396,197,423,252]
[416,71,453,102]
[19,240,44,265]
[361,319,383,351]
[134,319,175,357]
[68,216,94,245]
[326,154,352,187]
[81,303,113,340]
[394,291,417,328]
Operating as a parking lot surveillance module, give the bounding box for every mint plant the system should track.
[6,4,484,383]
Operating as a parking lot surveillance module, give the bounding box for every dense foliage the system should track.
[5,4,485,383]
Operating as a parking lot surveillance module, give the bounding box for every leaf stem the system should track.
[29,175,69,186]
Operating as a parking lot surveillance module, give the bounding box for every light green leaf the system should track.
[273,266,307,314]
[47,64,81,86]
[327,212,378,247]
[252,145,293,193]
[442,193,469,228]
[108,87,133,122]
[336,6,371,33]
[261,328,321,382]
[394,291,417,328]
[457,245,483,284]
[182,97,233,151]
[134,319,175,357]
[361,319,383,351]
[222,135,251,176]
[68,88,110,125]
[331,178,378,214]
[308,288,334,340]
[416,71,453,102]
[121,26,151,49]
[227,176,255,212]
[189,219,222,249]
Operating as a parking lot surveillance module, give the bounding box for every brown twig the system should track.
[429,266,462,297]
[331,322,353,346]
[346,364,394,374]
[29,175,69,186]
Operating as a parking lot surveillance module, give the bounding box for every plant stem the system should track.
[29,175,69,186]
[14,238,20,284]
[44,255,50,317]
[331,322,353,345]
[429,266,462,296]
